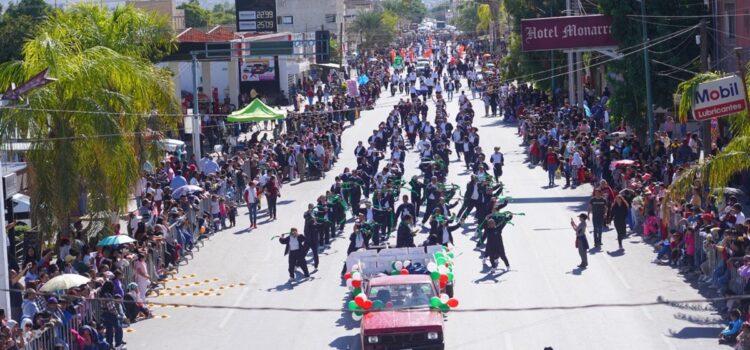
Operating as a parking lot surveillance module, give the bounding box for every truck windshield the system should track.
[368,283,436,310]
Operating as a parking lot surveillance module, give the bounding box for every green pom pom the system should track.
[430,271,440,280]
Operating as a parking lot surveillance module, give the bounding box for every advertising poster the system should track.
[241,59,275,82]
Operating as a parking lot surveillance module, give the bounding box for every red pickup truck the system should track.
[360,274,444,350]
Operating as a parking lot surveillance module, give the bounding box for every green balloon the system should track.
[354,310,363,316]
[434,252,445,260]
[439,304,450,312]
[348,300,358,311]
[436,258,446,266]
[430,271,440,280]
[373,300,384,309]
[391,269,400,275]
[447,272,454,281]
[430,296,441,308]
[352,287,361,296]
[447,252,455,259]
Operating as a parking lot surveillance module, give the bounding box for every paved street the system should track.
[127,90,723,350]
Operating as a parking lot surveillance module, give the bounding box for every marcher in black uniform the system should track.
[302,204,319,269]
[429,218,461,246]
[409,176,424,217]
[490,147,504,183]
[481,217,511,271]
[279,228,310,281]
[396,215,416,248]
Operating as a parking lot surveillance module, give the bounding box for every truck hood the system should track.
[362,309,443,333]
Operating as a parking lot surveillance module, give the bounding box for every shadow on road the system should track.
[667,326,723,339]
[606,249,625,257]
[330,335,359,350]
[567,266,586,275]
[673,312,723,325]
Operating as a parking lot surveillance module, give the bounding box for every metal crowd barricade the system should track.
[25,327,55,350]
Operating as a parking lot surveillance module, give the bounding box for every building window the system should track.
[277,16,293,25]
[725,3,736,38]
[325,14,336,23]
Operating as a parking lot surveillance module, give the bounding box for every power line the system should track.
[0,283,737,313]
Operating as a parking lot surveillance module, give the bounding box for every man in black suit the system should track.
[279,228,310,281]
[354,141,367,158]
[303,204,319,269]
[396,214,416,248]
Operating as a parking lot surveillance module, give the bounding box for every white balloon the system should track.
[403,260,411,268]
[438,265,448,274]
[427,262,438,272]
[394,261,403,270]
[440,293,449,304]
[351,264,360,272]
[352,313,362,321]
[346,279,353,288]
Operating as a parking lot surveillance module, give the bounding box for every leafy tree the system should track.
[0,4,180,239]
[178,0,210,28]
[350,10,396,51]
[0,0,51,62]
[380,0,427,24]
[598,0,707,129]
[210,2,236,25]
[451,1,479,34]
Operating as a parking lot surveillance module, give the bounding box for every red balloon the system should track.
[447,298,459,308]
[344,272,352,280]
[363,300,373,309]
[400,269,409,275]
[352,279,362,288]
[439,274,448,283]
[439,280,447,288]
[355,294,365,305]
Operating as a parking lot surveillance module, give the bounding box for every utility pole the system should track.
[640,0,655,149]
[339,21,344,66]
[566,0,575,106]
[700,19,712,157]
[190,53,201,159]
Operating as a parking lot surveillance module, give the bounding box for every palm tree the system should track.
[350,10,395,52]
[668,71,750,201]
[0,4,180,240]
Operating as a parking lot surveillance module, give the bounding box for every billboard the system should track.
[236,0,277,33]
[520,15,617,52]
[692,75,747,121]
[241,58,275,82]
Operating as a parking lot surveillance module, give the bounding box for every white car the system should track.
[416,59,430,73]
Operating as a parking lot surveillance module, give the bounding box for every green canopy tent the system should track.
[227,99,285,122]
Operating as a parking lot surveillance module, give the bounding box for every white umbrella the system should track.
[40,274,91,292]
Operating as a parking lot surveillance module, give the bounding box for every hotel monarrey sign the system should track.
[520,15,617,52]
[693,75,748,121]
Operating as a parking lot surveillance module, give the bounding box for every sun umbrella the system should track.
[610,159,637,171]
[713,187,746,197]
[171,185,204,198]
[97,235,136,247]
[40,274,91,292]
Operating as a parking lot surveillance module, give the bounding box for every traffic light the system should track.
[315,30,330,64]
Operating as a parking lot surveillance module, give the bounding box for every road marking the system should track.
[602,255,632,289]
[503,332,515,350]
[218,274,257,329]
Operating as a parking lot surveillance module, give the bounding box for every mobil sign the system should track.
[693,75,747,121]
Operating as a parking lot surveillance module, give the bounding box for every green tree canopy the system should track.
[380,0,427,24]
[598,0,707,128]
[178,0,211,28]
[0,0,52,62]
[0,4,180,239]
[351,10,396,51]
